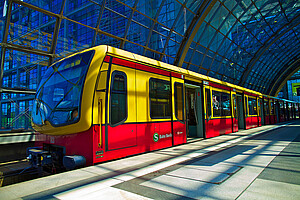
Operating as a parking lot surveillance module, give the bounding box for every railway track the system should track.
[0,159,49,187]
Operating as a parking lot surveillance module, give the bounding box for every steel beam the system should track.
[13,0,59,18]
[0,43,55,58]
[239,14,300,86]
[174,0,217,67]
[142,0,166,55]
[0,0,13,89]
[91,0,107,47]
[269,57,300,96]
[0,87,36,94]
[120,0,138,49]
[48,0,66,65]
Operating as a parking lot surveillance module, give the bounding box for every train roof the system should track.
[64,45,297,103]
[104,45,262,96]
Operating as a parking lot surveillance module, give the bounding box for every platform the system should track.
[0,121,300,200]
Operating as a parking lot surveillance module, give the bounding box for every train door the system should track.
[287,103,291,120]
[231,92,238,132]
[295,103,299,119]
[264,99,270,124]
[106,65,137,151]
[172,77,186,145]
[275,100,280,123]
[236,93,245,129]
[292,104,296,119]
[256,97,261,126]
[204,86,211,138]
[279,101,284,122]
[284,102,288,121]
[258,98,263,126]
[185,83,204,138]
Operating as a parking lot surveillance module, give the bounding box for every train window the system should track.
[205,89,211,119]
[221,93,231,116]
[212,91,221,117]
[248,97,257,115]
[53,88,64,101]
[264,100,269,115]
[270,100,274,115]
[149,78,171,119]
[212,90,231,117]
[32,50,94,126]
[110,71,127,125]
[175,82,184,122]
[280,102,283,109]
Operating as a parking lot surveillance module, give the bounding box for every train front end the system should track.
[28,46,107,171]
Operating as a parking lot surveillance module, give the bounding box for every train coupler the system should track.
[26,148,52,168]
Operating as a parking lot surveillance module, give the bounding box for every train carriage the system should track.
[28,45,297,171]
[31,46,188,168]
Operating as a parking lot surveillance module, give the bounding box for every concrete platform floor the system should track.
[0,121,300,199]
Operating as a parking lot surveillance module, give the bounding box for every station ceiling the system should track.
[1,0,300,97]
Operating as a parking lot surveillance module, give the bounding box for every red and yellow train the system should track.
[28,45,299,170]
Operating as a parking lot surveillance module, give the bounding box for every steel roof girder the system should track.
[174,0,217,67]
[239,14,300,86]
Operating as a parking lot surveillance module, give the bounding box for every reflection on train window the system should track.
[110,71,127,125]
[212,90,231,117]
[248,97,257,115]
[222,93,231,116]
[279,102,284,115]
[175,82,184,121]
[280,102,283,109]
[270,101,274,115]
[149,78,171,119]
[264,100,269,115]
[212,91,221,117]
[289,103,292,111]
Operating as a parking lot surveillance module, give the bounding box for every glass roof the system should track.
[0,0,300,130]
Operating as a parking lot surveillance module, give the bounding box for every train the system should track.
[27,45,299,171]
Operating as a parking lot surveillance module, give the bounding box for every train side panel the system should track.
[245,117,259,129]
[92,56,186,164]
[206,118,233,138]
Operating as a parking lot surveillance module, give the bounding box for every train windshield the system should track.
[32,50,94,126]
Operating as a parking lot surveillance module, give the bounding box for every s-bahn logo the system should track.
[153,133,159,142]
[153,133,172,142]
